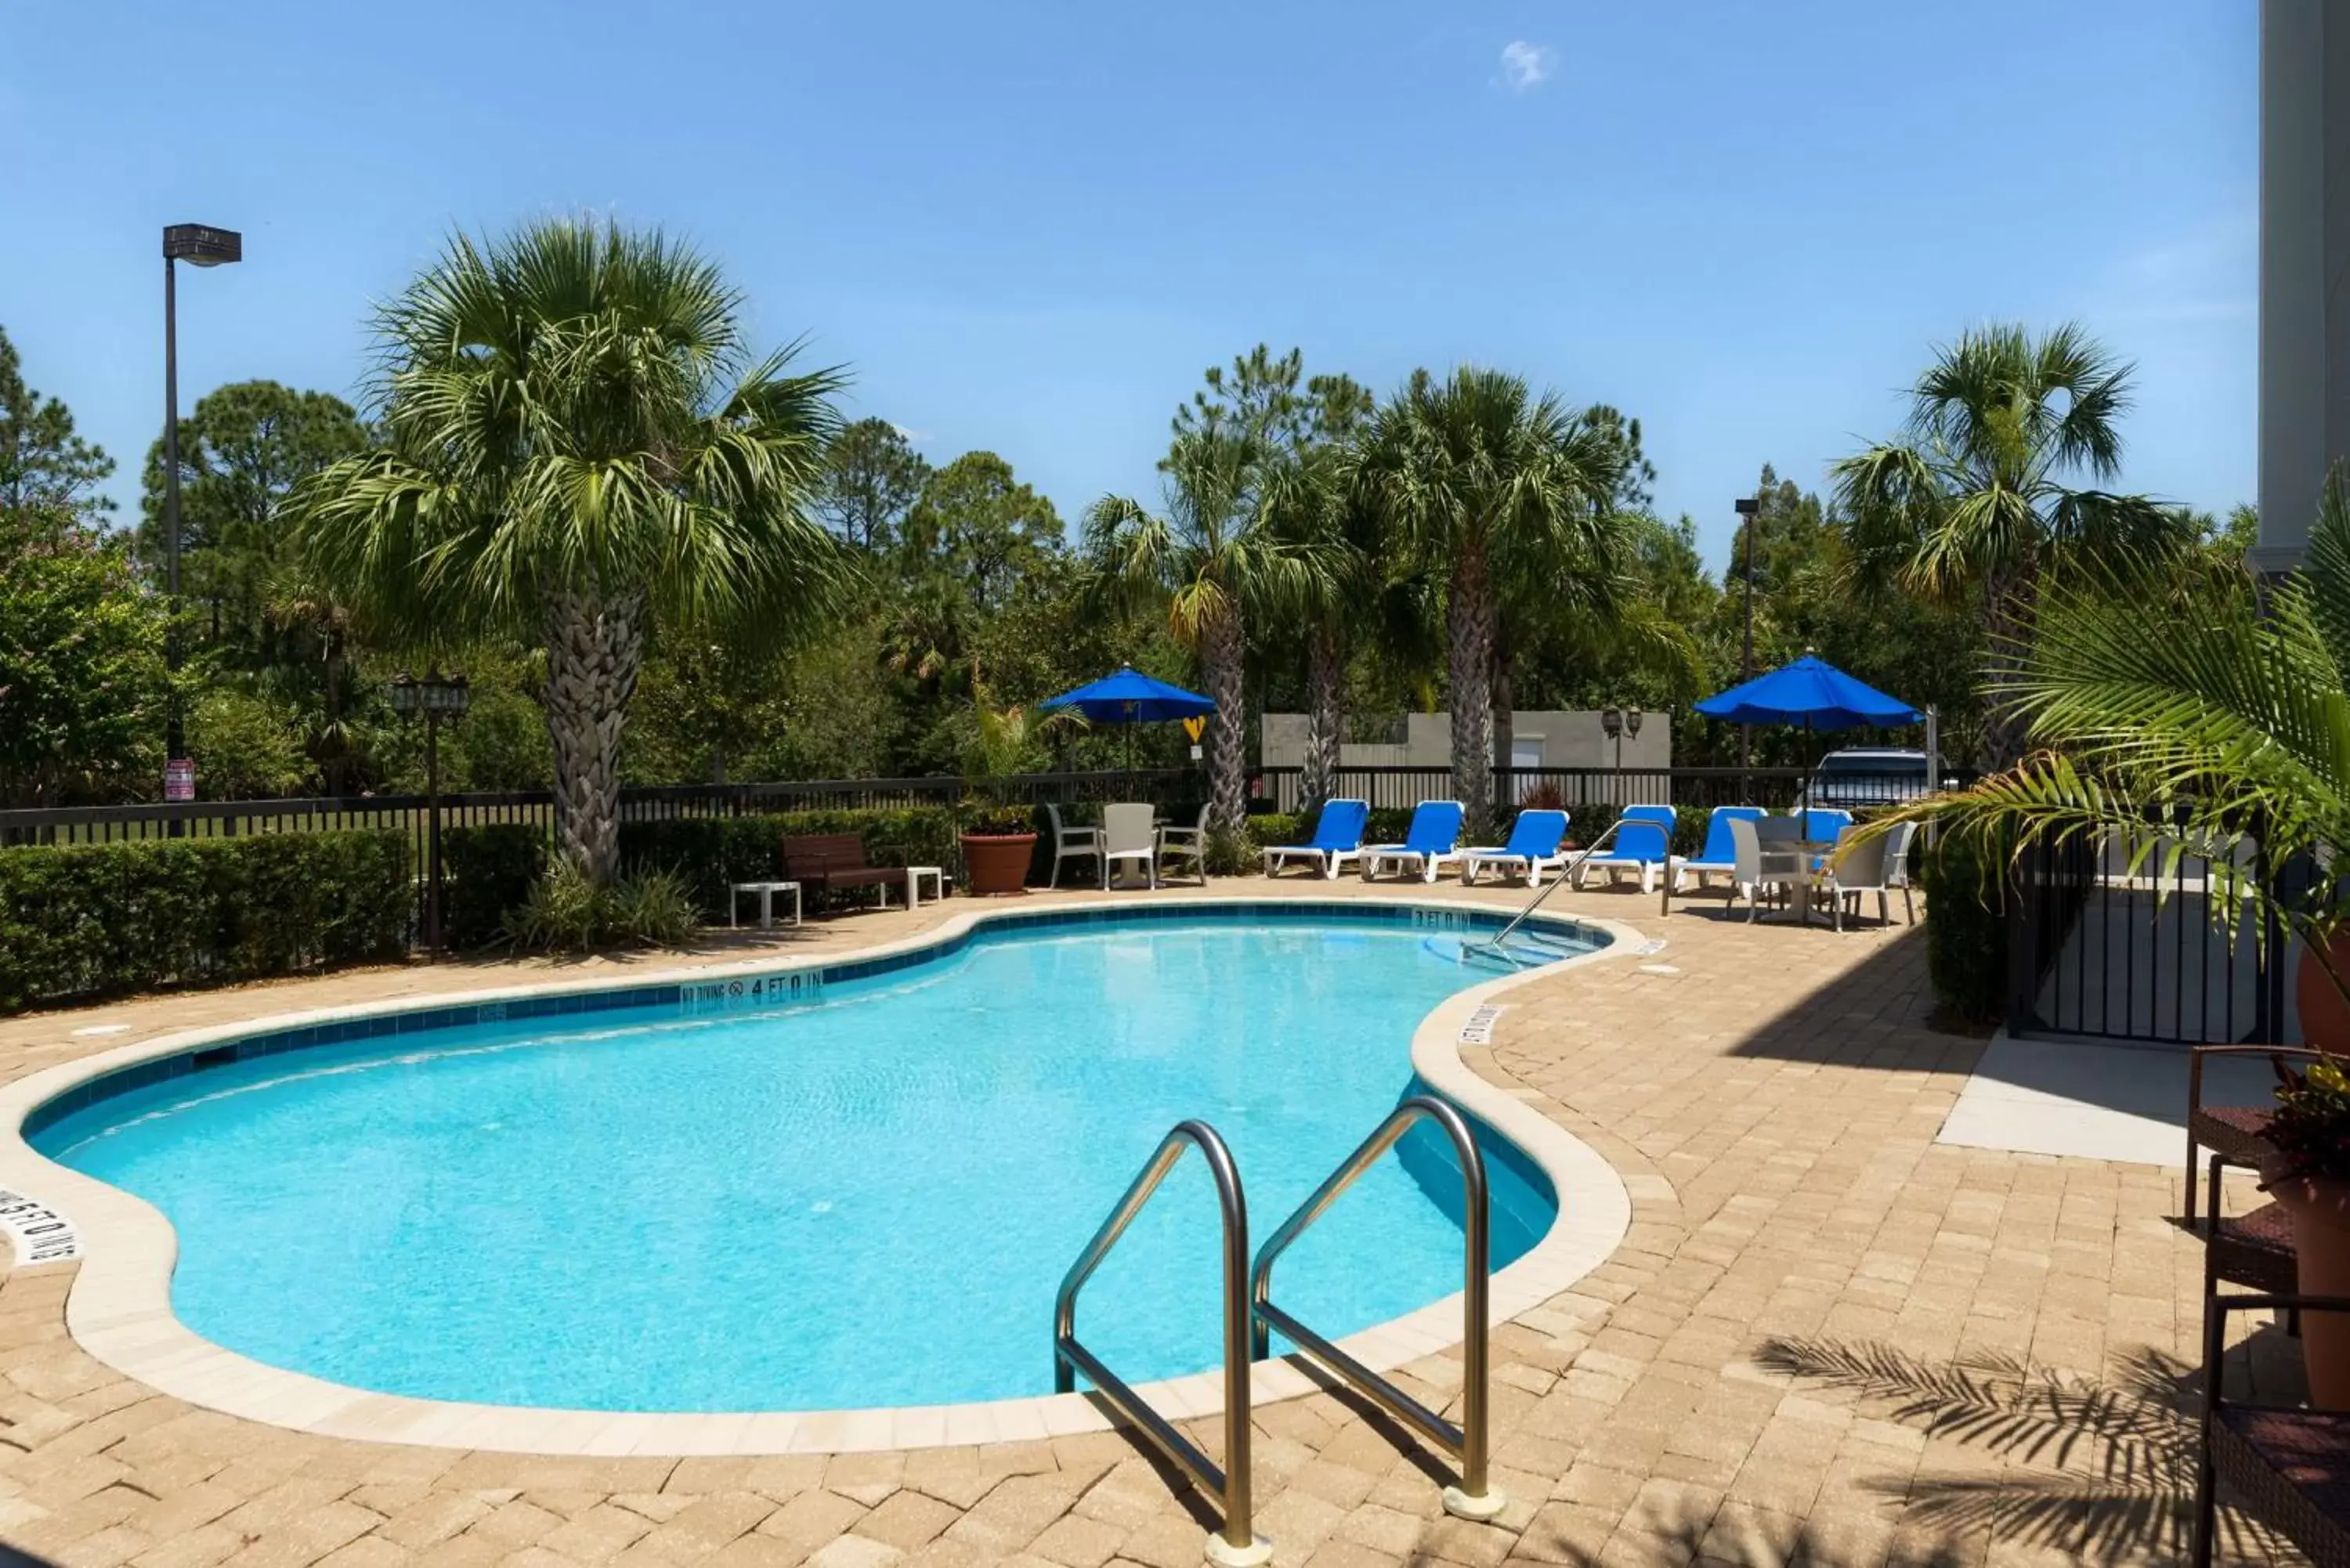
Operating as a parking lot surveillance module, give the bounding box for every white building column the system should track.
[2254,0,2350,573]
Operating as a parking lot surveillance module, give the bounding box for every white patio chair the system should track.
[1881,819,1918,923]
[1156,802,1209,885]
[1733,816,1809,921]
[1820,827,1894,931]
[1045,804,1101,887]
[1100,803,1159,891]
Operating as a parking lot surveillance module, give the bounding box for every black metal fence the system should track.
[2005,828,2298,1046]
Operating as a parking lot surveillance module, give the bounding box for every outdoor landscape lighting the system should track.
[390,671,472,952]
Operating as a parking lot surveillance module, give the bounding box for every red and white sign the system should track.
[164,758,195,803]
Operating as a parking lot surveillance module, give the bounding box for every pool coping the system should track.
[0,894,1641,1456]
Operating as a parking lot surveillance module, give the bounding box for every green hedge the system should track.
[1918,832,2006,1024]
[0,830,411,1013]
[443,823,550,950]
[620,807,960,918]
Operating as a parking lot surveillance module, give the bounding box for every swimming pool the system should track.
[27,903,1606,1416]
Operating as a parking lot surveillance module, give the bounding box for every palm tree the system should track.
[1081,419,1323,831]
[1832,323,2171,768]
[1354,367,1636,833]
[298,219,848,882]
[1258,445,1365,815]
[1882,468,2350,999]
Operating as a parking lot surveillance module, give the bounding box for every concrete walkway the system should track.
[0,878,2297,1568]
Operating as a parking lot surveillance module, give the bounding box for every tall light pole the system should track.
[390,671,471,954]
[1734,493,1761,781]
[161,223,241,810]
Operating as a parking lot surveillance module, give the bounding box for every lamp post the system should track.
[389,671,470,953]
[1601,705,1645,811]
[161,224,242,819]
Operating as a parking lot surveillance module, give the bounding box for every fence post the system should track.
[2004,833,2040,1035]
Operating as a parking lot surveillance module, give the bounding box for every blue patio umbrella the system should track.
[1694,655,1922,730]
[1040,665,1217,783]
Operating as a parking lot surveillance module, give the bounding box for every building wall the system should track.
[1259,710,1673,771]
[2254,0,2350,573]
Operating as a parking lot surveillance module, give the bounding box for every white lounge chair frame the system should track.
[1046,804,1101,888]
[1569,808,1674,895]
[1361,802,1466,884]
[1460,844,1571,887]
[1261,800,1369,880]
[1100,803,1159,891]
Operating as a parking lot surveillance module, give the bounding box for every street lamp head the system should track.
[1600,706,1622,740]
[1625,706,1643,739]
[163,224,241,266]
[390,670,469,721]
[1734,497,1759,517]
[427,673,472,721]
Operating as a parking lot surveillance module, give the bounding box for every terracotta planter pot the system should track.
[960,833,1036,897]
[2300,932,2350,1053]
[2263,1154,2350,1410]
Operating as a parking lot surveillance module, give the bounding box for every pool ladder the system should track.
[1053,1098,1503,1567]
[1470,816,1629,963]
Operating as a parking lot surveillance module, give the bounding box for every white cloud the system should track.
[1497,40,1555,92]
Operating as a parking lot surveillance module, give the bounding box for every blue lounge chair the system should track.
[1668,806,1766,894]
[1461,809,1571,887]
[1362,800,1466,883]
[1571,804,1676,894]
[1793,807,1854,843]
[1262,797,1370,880]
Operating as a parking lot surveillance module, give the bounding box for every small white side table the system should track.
[729,880,802,930]
[906,866,948,909]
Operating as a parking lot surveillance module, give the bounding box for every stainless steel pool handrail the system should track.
[1248,1095,1505,1521]
[1477,817,1626,956]
[1054,1120,1267,1568]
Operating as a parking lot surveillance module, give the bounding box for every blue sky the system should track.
[2,2,2254,568]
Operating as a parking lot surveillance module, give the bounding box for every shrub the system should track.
[1203,825,1252,876]
[504,862,700,953]
[1917,830,2007,1024]
[619,807,959,919]
[0,830,410,1013]
[610,867,698,946]
[187,690,313,799]
[442,823,549,950]
[1242,814,1305,858]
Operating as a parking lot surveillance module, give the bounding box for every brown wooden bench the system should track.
[779,833,901,909]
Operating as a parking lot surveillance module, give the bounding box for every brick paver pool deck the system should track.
[0,877,2294,1568]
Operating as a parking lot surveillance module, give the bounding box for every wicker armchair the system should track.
[2205,1152,2300,1299]
[2195,1294,2350,1567]
[2187,1046,2320,1227]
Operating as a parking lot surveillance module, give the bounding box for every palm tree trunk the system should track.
[1303,625,1344,815]
[542,587,646,883]
[1200,610,1248,833]
[1979,558,2041,769]
[1490,630,1516,793]
[1448,542,1497,835]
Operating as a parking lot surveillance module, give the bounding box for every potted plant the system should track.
[2261,1044,2350,1404]
[957,690,1048,896]
[1857,468,2350,1406]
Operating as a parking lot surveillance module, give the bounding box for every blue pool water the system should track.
[34,909,1588,1411]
